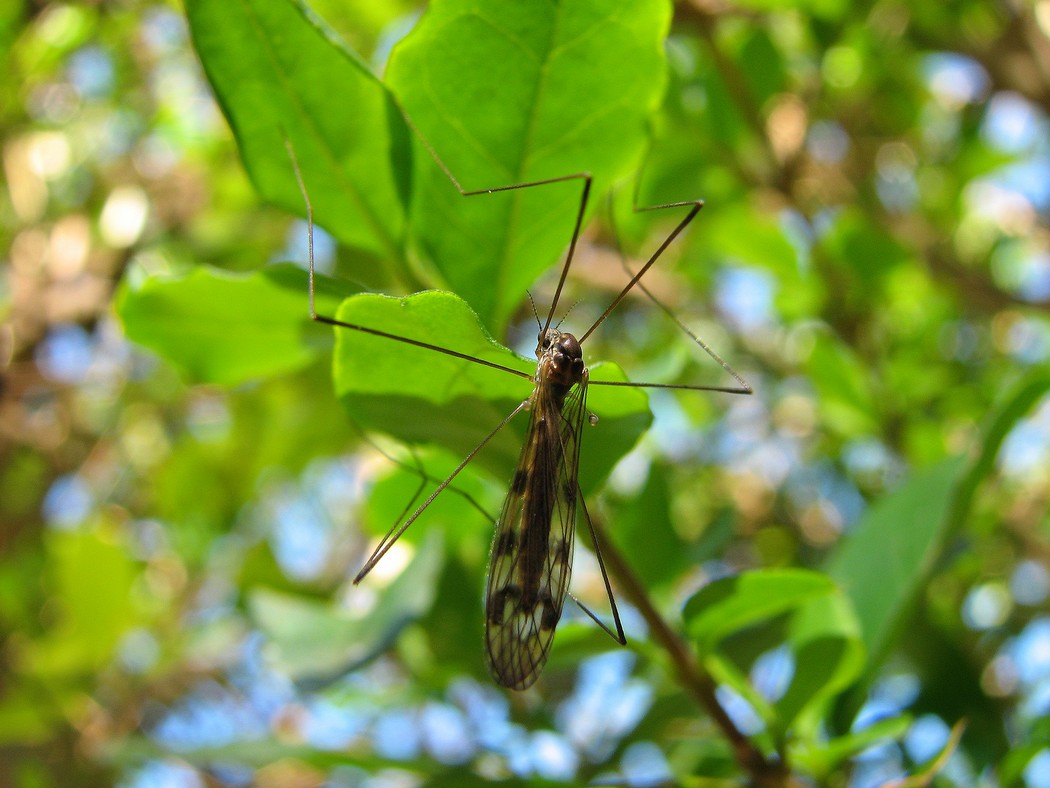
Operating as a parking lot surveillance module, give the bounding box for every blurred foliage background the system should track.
[2,0,1050,786]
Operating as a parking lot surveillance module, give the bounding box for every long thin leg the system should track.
[579,200,703,344]
[582,195,753,396]
[406,121,750,398]
[284,136,597,588]
[620,193,752,394]
[409,155,736,399]
[617,254,752,394]
[394,106,593,335]
[382,440,497,527]
[285,138,532,382]
[288,126,590,349]
[366,437,497,538]
[286,127,749,609]
[572,491,627,646]
[289,130,747,396]
[353,399,528,583]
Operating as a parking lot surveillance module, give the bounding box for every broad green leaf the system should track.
[683,568,836,652]
[823,373,1050,731]
[775,592,864,737]
[826,456,965,667]
[185,0,412,264]
[117,263,353,385]
[792,714,912,778]
[331,290,652,493]
[389,0,673,328]
[684,570,862,738]
[250,530,443,683]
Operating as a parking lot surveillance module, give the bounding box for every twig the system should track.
[586,512,790,786]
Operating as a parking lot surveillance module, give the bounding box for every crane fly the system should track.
[287,142,751,690]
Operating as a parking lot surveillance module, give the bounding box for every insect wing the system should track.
[484,373,589,689]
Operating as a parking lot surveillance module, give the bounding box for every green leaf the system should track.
[249,529,443,683]
[331,290,652,493]
[185,0,412,263]
[364,446,497,546]
[117,263,354,385]
[683,568,836,652]
[826,456,965,668]
[823,373,1050,728]
[684,569,863,738]
[792,714,912,778]
[389,0,673,328]
[775,592,864,737]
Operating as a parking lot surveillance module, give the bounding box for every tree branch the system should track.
[587,513,790,786]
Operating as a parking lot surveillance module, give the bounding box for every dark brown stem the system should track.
[587,513,790,786]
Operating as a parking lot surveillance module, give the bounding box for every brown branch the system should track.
[587,513,790,786]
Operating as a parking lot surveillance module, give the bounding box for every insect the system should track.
[287,143,751,690]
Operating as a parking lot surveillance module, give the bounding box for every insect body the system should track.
[485,329,588,689]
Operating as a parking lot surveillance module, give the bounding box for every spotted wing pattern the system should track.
[483,371,589,690]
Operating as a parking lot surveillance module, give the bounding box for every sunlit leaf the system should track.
[389,0,672,328]
[683,568,836,652]
[684,569,862,737]
[331,290,651,492]
[186,0,412,261]
[117,263,354,385]
[826,457,965,667]
[775,592,865,737]
[792,714,912,777]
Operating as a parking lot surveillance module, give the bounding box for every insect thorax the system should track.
[536,328,585,396]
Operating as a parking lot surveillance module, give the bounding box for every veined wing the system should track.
[484,371,589,690]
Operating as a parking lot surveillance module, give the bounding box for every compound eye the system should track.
[558,334,581,360]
